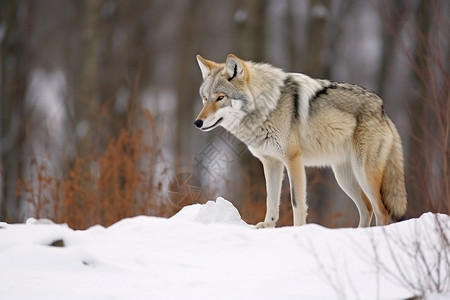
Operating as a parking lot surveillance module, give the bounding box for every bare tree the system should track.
[175,1,201,168]
[379,0,449,214]
[75,0,102,157]
[304,0,330,78]
[0,0,31,222]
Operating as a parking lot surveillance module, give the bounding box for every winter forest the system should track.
[1,0,449,229]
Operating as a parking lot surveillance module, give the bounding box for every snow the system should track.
[171,197,247,225]
[0,198,449,300]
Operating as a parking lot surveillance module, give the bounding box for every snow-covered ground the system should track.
[1,197,449,300]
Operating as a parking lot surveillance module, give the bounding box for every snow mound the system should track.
[171,197,247,226]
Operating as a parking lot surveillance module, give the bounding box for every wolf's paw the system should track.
[255,221,276,229]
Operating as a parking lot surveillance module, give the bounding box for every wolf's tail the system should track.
[381,118,407,221]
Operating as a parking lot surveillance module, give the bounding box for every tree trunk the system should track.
[75,0,101,157]
[408,0,433,214]
[376,1,408,96]
[305,0,330,78]
[0,0,30,222]
[235,0,266,61]
[175,2,199,170]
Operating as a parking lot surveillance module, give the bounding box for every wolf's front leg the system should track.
[255,157,284,229]
[285,154,307,226]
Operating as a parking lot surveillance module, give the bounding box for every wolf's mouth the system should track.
[202,118,223,131]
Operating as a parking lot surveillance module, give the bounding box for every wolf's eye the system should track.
[217,95,225,101]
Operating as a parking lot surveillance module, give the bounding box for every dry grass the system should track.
[17,108,178,229]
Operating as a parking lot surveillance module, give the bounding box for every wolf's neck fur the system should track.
[227,62,287,147]
[248,62,286,115]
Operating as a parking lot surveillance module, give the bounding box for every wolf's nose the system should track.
[194,120,203,128]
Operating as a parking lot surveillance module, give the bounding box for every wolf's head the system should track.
[194,54,255,132]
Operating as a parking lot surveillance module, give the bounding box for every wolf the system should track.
[194,54,407,228]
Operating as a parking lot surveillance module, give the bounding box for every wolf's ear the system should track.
[223,54,249,82]
[196,55,220,80]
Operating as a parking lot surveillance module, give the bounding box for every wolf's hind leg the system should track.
[350,158,391,226]
[332,162,373,227]
[255,157,284,229]
[352,132,392,226]
[362,165,391,226]
[285,154,307,226]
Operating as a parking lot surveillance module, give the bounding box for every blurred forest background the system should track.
[0,0,448,229]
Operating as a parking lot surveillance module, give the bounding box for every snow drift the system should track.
[0,198,449,300]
